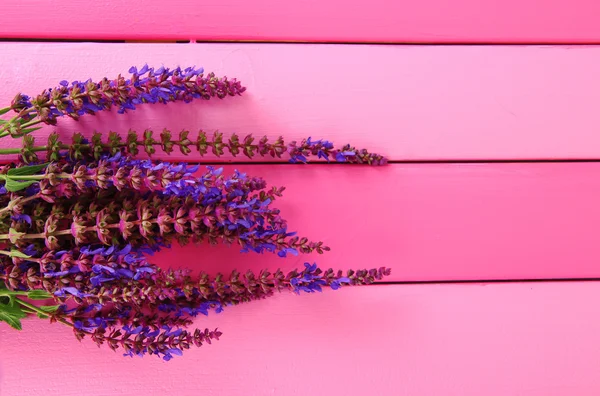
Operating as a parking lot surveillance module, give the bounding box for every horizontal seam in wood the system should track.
[0,38,599,46]
[96,159,600,166]
[374,277,600,285]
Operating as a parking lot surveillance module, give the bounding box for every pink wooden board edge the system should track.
[1,43,600,161]
[128,163,600,281]
[3,282,600,395]
[1,0,600,43]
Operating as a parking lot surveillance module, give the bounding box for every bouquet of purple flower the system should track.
[0,65,390,361]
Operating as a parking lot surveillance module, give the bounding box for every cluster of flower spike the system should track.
[0,65,390,361]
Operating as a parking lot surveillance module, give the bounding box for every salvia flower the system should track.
[1,158,280,207]
[0,244,155,292]
[0,189,326,257]
[78,321,222,361]
[1,65,245,136]
[9,130,387,165]
[1,257,390,360]
[0,65,390,363]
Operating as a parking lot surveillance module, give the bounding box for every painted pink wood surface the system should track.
[1,1,600,43]
[2,282,600,395]
[2,43,600,161]
[145,163,600,281]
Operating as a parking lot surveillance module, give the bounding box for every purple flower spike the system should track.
[7,66,246,129]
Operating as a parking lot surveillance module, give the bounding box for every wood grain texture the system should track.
[1,0,600,43]
[2,282,600,395]
[137,163,600,282]
[1,43,600,161]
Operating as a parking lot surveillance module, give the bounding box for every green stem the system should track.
[0,219,154,243]
[21,119,42,129]
[0,146,47,155]
[0,174,45,181]
[0,173,71,184]
[0,114,41,139]
[1,139,196,159]
[0,290,29,297]
[15,299,42,312]
[0,250,39,262]
[0,194,40,215]
[15,298,73,327]
[0,229,74,241]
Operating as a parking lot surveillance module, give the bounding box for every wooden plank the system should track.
[1,43,600,161]
[2,282,600,395]
[146,163,600,282]
[1,1,600,43]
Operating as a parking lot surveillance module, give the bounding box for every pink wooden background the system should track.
[2,0,600,43]
[4,283,600,396]
[3,43,600,162]
[2,3,600,396]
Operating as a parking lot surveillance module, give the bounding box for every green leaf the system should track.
[5,179,37,192]
[0,296,27,331]
[0,108,11,116]
[20,127,42,134]
[7,163,49,177]
[1,295,17,310]
[26,290,52,300]
[38,305,60,313]
[0,311,23,330]
[36,313,49,319]
[9,249,31,259]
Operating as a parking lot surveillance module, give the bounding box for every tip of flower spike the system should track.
[289,265,392,294]
[287,137,387,166]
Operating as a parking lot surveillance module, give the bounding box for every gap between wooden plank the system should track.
[1,0,600,46]
[376,277,600,285]
[386,159,600,164]
[0,38,126,43]
[2,42,600,161]
[3,38,600,45]
[130,159,600,165]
